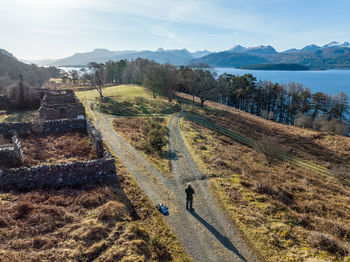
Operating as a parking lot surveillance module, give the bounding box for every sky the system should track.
[1,0,350,60]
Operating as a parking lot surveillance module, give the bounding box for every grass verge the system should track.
[99,96,181,116]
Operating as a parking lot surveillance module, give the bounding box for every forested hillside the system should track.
[0,49,60,91]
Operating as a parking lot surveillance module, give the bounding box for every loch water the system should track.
[216,68,350,98]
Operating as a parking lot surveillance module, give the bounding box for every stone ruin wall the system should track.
[39,104,86,121]
[0,119,103,156]
[39,89,86,121]
[0,119,115,191]
[0,136,23,167]
[86,119,104,158]
[0,119,87,138]
[0,145,17,167]
[0,158,116,191]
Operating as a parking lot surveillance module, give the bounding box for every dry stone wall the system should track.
[0,119,86,138]
[0,136,22,167]
[0,145,17,167]
[12,136,23,164]
[0,158,117,191]
[0,122,33,138]
[0,118,104,158]
[87,119,104,158]
[0,118,113,191]
[39,90,85,120]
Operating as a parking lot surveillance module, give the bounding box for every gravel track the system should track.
[88,104,258,262]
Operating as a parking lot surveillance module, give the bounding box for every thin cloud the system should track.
[1,0,350,58]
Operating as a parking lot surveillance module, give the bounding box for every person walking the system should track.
[185,183,195,210]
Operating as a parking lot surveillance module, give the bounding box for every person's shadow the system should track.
[190,209,247,261]
[169,149,180,160]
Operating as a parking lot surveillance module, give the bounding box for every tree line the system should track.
[64,58,349,135]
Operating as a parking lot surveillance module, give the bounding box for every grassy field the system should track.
[99,96,181,116]
[177,95,350,261]
[75,84,148,102]
[76,84,181,116]
[0,152,191,262]
[0,109,38,123]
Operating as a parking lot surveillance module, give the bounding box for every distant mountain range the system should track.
[21,41,350,70]
[194,42,350,69]
[28,48,212,67]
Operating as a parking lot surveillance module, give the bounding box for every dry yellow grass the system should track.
[0,153,191,262]
[20,132,97,167]
[176,92,350,172]
[180,115,350,261]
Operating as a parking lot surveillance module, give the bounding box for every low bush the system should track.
[253,135,284,165]
[97,201,129,225]
[12,202,33,220]
[150,234,172,261]
[309,232,348,257]
[143,118,168,153]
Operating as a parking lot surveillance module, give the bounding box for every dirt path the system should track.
[88,104,258,262]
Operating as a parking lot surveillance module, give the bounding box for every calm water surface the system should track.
[216,68,350,97]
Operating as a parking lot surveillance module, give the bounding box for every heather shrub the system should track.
[143,118,168,153]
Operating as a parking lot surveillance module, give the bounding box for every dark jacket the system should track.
[185,186,195,200]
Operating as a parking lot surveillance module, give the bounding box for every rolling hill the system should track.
[34,48,212,67]
[192,51,269,67]
[0,49,60,87]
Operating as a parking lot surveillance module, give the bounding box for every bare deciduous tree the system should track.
[88,62,106,99]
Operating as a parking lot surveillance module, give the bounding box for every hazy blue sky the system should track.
[1,0,349,60]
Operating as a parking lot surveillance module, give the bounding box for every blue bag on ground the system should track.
[156,203,169,215]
